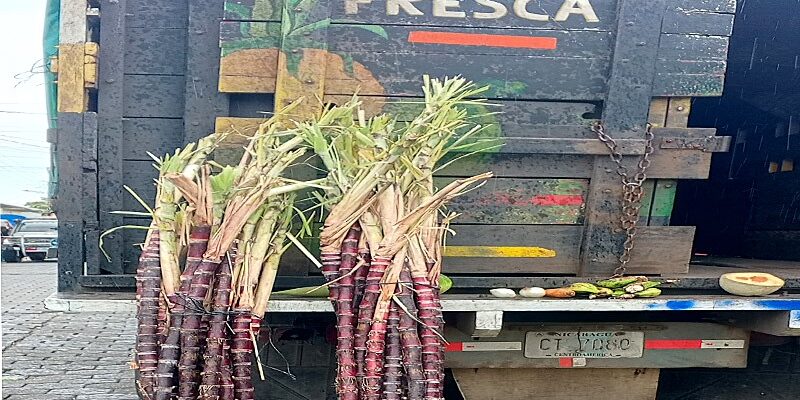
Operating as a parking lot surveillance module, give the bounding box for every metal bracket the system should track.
[457,310,504,338]
[660,136,731,152]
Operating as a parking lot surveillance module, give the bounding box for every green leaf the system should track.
[287,18,330,38]
[224,2,252,19]
[350,24,388,39]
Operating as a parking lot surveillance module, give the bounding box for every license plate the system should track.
[524,331,644,359]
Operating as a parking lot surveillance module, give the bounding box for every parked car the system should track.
[1,218,58,262]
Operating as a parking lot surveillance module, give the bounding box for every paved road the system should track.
[1,262,138,400]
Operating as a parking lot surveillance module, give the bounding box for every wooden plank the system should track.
[653,72,725,97]
[125,0,189,28]
[669,0,736,14]
[274,0,332,121]
[58,1,91,111]
[328,25,612,57]
[437,154,594,178]
[96,0,128,276]
[324,51,609,100]
[579,0,668,275]
[654,34,729,97]
[218,21,280,92]
[223,0,282,21]
[57,43,87,112]
[478,137,645,155]
[648,180,676,226]
[184,0,230,143]
[58,221,85,292]
[637,180,655,224]
[214,117,265,146]
[662,9,735,36]
[325,95,600,138]
[330,0,617,31]
[122,75,186,118]
[434,177,589,225]
[122,118,185,160]
[627,226,694,274]
[443,225,582,274]
[56,113,84,222]
[82,113,100,274]
[453,369,658,400]
[124,27,187,75]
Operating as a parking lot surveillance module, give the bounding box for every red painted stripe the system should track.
[558,357,573,368]
[445,342,464,352]
[408,31,558,50]
[645,339,702,350]
[532,194,585,206]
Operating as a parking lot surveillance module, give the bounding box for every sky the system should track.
[0,1,50,206]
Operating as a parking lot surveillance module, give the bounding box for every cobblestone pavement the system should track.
[2,262,138,400]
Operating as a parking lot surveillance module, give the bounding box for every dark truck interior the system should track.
[673,0,800,273]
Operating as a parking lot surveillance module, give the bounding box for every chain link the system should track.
[592,122,655,277]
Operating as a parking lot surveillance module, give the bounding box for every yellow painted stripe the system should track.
[444,246,557,258]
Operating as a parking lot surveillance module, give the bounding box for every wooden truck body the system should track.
[50,0,800,398]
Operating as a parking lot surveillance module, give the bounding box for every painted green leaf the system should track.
[224,2,251,19]
[289,18,331,38]
[331,21,389,39]
[348,24,388,39]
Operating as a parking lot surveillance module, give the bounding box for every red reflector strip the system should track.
[445,342,521,352]
[558,357,573,368]
[445,342,463,352]
[645,339,745,350]
[645,339,702,349]
[408,31,558,50]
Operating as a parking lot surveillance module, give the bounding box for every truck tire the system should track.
[29,253,46,262]
[2,249,20,263]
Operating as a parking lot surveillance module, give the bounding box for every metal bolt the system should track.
[664,184,672,188]
[305,79,314,84]
[105,78,114,83]
[603,189,612,193]
[591,258,599,262]
[636,41,646,46]
[192,122,200,126]
[295,7,302,11]
[626,21,635,26]
[291,49,300,54]
[614,228,623,233]
[677,106,685,111]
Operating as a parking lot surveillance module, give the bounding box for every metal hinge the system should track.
[50,42,98,89]
[660,136,732,153]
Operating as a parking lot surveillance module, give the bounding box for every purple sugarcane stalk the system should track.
[230,310,255,400]
[335,225,361,400]
[199,255,233,399]
[383,302,403,400]
[398,265,425,400]
[135,231,161,399]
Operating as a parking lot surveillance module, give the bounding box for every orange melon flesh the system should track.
[719,272,785,296]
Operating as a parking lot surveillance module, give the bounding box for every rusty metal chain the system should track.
[592,122,655,277]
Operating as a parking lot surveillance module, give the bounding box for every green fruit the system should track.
[635,288,662,298]
[597,277,639,289]
[440,274,453,294]
[569,282,600,294]
[611,289,626,297]
[641,281,662,290]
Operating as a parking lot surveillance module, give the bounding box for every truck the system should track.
[47,0,800,398]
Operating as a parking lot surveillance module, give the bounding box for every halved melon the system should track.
[719,272,785,296]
